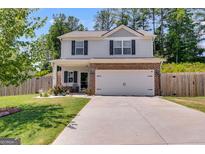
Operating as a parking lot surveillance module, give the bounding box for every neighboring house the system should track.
[51,25,162,96]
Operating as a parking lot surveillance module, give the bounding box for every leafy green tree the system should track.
[192,9,205,43]
[30,35,55,72]
[128,8,141,30]
[164,9,203,63]
[47,14,86,59]
[0,9,46,86]
[94,9,115,30]
[114,8,130,26]
[154,9,170,56]
[150,8,161,34]
[138,9,151,30]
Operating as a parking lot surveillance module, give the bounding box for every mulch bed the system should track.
[0,107,21,118]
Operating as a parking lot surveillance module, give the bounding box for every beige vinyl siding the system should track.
[136,39,153,57]
[61,39,153,59]
[61,40,71,59]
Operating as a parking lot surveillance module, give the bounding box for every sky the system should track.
[32,8,101,37]
[31,8,205,51]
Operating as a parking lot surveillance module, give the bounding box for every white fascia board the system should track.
[103,37,149,40]
[59,37,103,41]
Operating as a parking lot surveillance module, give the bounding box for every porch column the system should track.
[89,64,96,95]
[52,62,57,88]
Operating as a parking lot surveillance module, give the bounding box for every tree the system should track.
[114,8,130,26]
[150,8,160,34]
[93,9,115,30]
[128,8,141,30]
[0,9,47,86]
[150,8,160,55]
[154,9,170,56]
[164,9,203,63]
[192,9,205,43]
[30,35,55,72]
[138,9,151,30]
[47,14,86,59]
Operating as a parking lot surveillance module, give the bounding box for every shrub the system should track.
[47,88,53,95]
[43,92,49,97]
[35,70,50,78]
[161,62,205,73]
[39,89,50,97]
[53,86,69,96]
[84,88,93,96]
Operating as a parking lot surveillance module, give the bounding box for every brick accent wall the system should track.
[89,63,161,95]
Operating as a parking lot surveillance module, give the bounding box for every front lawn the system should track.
[0,95,90,145]
[163,97,205,113]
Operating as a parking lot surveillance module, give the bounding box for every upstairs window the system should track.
[75,41,84,55]
[123,41,132,55]
[113,40,132,55]
[113,41,122,55]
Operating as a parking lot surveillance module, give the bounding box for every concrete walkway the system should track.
[53,96,205,145]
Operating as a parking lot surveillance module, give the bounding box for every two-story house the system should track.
[51,25,162,96]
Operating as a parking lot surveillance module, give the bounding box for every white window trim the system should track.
[75,41,84,55]
[113,40,132,55]
[113,40,122,55]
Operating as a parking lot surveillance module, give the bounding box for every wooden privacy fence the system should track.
[1,72,205,97]
[0,76,52,96]
[161,72,205,96]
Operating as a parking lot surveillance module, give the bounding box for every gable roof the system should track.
[102,25,144,37]
[58,30,107,39]
[58,25,156,39]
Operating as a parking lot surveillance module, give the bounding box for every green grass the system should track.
[161,62,205,73]
[163,96,205,113]
[0,95,90,145]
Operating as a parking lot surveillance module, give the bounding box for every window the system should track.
[75,41,84,55]
[123,41,131,55]
[113,41,122,55]
[113,40,132,55]
[68,72,74,83]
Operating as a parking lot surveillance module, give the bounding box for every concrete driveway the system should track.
[53,96,205,145]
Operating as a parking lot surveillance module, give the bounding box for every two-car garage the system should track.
[95,70,155,96]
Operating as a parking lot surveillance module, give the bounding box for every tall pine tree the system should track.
[93,9,115,30]
[165,9,203,62]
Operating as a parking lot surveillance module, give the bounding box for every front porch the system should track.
[51,59,91,93]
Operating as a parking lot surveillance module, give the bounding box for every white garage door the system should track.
[95,70,155,96]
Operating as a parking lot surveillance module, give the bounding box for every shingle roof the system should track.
[57,25,156,39]
[58,30,108,39]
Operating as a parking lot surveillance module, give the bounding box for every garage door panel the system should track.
[95,70,154,96]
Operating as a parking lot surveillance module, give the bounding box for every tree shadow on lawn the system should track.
[0,104,76,138]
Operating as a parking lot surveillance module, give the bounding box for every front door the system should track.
[80,72,88,91]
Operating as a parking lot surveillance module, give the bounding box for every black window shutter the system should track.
[74,71,78,83]
[71,40,75,55]
[64,71,68,83]
[132,40,136,55]
[84,40,88,55]
[110,40,113,55]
